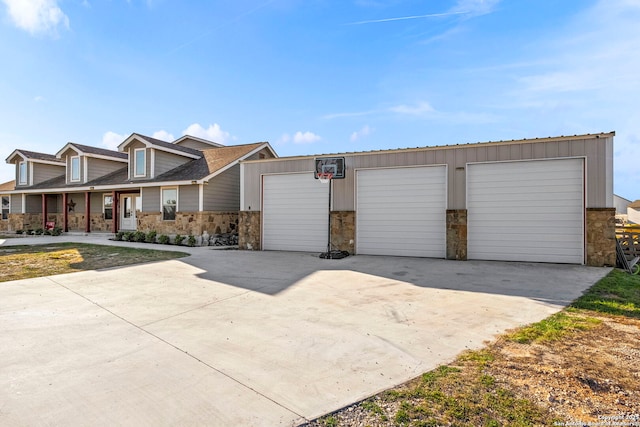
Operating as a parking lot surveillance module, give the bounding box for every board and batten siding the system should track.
[204,165,240,211]
[241,134,613,211]
[178,185,199,212]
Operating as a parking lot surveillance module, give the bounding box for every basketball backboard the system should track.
[314,157,345,179]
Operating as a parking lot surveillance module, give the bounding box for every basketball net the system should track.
[318,172,333,184]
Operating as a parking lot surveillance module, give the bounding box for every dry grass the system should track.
[0,243,189,282]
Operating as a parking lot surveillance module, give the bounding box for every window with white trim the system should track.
[103,195,113,220]
[134,148,146,177]
[162,188,177,221]
[1,196,9,220]
[19,162,27,184]
[70,156,80,181]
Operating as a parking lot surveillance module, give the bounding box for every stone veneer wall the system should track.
[137,211,238,236]
[66,213,87,231]
[238,211,261,250]
[89,214,112,232]
[446,209,467,261]
[586,207,616,267]
[331,211,355,253]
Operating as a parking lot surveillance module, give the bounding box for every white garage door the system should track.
[262,173,328,252]
[467,158,584,264]
[356,166,447,257]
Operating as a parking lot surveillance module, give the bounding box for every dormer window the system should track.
[70,156,80,182]
[134,148,146,177]
[18,162,27,184]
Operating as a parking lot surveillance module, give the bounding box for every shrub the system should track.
[123,231,134,242]
[114,231,124,241]
[133,231,146,242]
[51,227,63,236]
[157,234,170,245]
[187,235,196,247]
[34,228,44,235]
[145,230,157,243]
[174,234,184,246]
[16,229,24,235]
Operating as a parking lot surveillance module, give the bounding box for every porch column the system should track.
[111,191,117,233]
[41,194,47,230]
[84,192,91,233]
[62,192,69,232]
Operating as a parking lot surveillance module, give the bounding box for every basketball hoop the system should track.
[318,172,333,184]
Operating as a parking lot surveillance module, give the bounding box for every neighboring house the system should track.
[614,194,632,215]
[239,132,616,267]
[628,200,640,225]
[2,133,276,235]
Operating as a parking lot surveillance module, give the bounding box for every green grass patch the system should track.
[570,268,640,318]
[0,243,189,282]
[507,311,601,344]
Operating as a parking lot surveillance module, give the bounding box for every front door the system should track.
[120,194,139,230]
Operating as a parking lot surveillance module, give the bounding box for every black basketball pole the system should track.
[326,176,332,256]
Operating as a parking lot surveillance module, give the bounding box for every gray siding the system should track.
[10,194,22,213]
[204,165,240,211]
[66,193,85,213]
[245,148,277,161]
[241,135,614,211]
[25,195,41,213]
[33,163,65,185]
[141,187,161,212]
[178,184,199,211]
[153,150,191,177]
[87,158,124,181]
[90,193,106,214]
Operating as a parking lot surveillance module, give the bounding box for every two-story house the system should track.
[1,133,276,235]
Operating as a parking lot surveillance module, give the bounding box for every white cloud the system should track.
[350,125,372,142]
[292,131,321,144]
[152,130,174,142]
[390,101,436,116]
[182,123,232,144]
[102,131,126,151]
[450,0,501,17]
[34,95,45,102]
[1,0,69,36]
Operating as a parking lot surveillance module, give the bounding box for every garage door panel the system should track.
[468,159,584,264]
[356,166,446,258]
[263,173,328,252]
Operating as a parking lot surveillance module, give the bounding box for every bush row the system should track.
[15,227,63,236]
[113,230,197,247]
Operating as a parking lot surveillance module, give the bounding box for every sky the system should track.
[0,0,638,200]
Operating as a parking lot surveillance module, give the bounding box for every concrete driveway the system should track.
[0,236,610,426]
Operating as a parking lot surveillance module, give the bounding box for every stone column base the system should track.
[446,209,467,260]
[586,207,616,267]
[239,211,261,250]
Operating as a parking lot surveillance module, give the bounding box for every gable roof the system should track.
[144,142,273,183]
[173,135,224,148]
[0,180,15,192]
[118,133,202,159]
[629,200,640,209]
[6,149,64,165]
[56,143,128,161]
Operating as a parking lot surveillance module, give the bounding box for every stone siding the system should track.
[137,211,238,236]
[8,214,23,231]
[586,207,616,267]
[446,209,467,260]
[331,211,355,253]
[89,214,112,232]
[238,211,261,250]
[66,213,87,231]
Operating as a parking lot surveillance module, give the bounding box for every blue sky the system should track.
[1,0,638,200]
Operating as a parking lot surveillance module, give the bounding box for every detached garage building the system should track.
[239,133,615,267]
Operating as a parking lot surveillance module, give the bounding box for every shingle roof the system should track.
[12,150,64,163]
[67,143,128,159]
[132,133,203,157]
[145,142,268,182]
[0,180,15,191]
[26,174,66,190]
[629,200,640,209]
